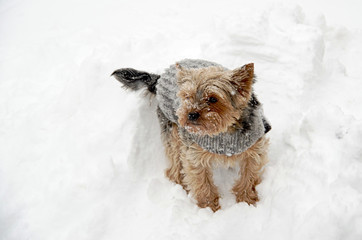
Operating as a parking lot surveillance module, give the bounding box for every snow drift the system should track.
[0,0,362,239]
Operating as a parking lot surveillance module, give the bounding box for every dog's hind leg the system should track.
[164,124,186,187]
[157,108,186,188]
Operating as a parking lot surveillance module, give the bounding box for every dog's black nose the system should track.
[188,112,200,121]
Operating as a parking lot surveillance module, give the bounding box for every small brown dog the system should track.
[112,59,271,211]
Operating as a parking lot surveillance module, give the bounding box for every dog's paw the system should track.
[234,189,259,206]
[165,168,181,184]
[165,168,188,192]
[197,196,221,212]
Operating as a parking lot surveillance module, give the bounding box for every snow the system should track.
[1,0,362,239]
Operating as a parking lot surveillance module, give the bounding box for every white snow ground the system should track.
[1,0,362,239]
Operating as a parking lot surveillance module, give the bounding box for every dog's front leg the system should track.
[232,137,269,205]
[232,157,261,205]
[182,146,220,212]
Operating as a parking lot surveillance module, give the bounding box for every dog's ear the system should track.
[230,63,254,100]
[175,63,192,85]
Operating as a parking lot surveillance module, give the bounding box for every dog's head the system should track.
[175,63,254,136]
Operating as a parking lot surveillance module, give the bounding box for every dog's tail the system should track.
[111,68,160,94]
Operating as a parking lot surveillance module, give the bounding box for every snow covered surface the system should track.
[1,0,362,239]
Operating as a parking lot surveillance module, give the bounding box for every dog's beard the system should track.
[177,105,240,136]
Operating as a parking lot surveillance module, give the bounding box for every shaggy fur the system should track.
[112,60,270,212]
[155,59,269,156]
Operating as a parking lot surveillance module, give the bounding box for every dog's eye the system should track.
[208,97,218,103]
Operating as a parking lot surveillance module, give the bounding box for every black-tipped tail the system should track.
[111,68,160,94]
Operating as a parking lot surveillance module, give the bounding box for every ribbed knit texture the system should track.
[156,59,270,156]
[180,103,266,156]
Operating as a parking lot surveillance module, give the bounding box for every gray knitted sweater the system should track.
[156,59,270,156]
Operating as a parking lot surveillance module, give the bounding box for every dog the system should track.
[112,59,271,212]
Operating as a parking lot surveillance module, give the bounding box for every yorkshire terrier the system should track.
[112,59,271,212]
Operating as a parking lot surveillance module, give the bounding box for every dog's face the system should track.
[175,63,254,136]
